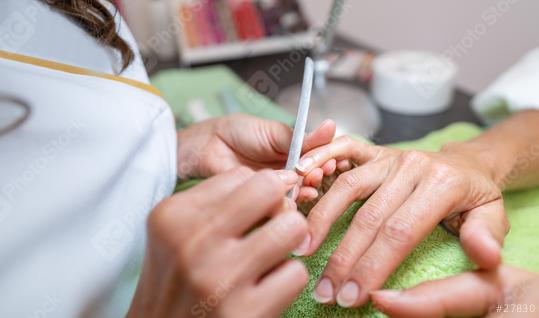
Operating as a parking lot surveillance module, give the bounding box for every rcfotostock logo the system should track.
[246,71,279,99]
[91,219,131,261]
[0,11,35,49]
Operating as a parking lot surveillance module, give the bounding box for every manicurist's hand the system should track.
[176,114,337,202]
[371,265,539,318]
[293,136,509,308]
[127,168,309,318]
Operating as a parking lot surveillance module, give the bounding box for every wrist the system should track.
[441,139,514,190]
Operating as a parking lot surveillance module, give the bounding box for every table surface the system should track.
[152,36,483,144]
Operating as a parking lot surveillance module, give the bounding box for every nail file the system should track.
[285,57,315,198]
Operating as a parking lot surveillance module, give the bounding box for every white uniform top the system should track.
[0,1,177,317]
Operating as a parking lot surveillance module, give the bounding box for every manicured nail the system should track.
[336,281,359,308]
[292,234,311,256]
[296,157,314,173]
[276,170,298,184]
[313,277,333,303]
[319,119,331,127]
[301,188,318,201]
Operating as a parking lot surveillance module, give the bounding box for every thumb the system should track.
[371,266,535,318]
[459,199,509,269]
[268,118,336,154]
[301,119,336,152]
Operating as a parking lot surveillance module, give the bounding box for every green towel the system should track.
[151,66,294,128]
[285,123,539,318]
[151,67,539,317]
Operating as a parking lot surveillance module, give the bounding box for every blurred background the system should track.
[115,0,539,142]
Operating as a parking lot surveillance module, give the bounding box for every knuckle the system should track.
[229,166,254,181]
[148,196,182,233]
[327,249,354,271]
[288,211,308,235]
[428,163,458,186]
[200,152,220,174]
[308,207,325,224]
[308,207,329,231]
[382,217,415,245]
[269,211,307,243]
[190,270,221,298]
[355,205,384,232]
[256,170,285,196]
[337,135,354,147]
[459,223,474,244]
[355,254,380,277]
[335,170,361,191]
[400,150,430,166]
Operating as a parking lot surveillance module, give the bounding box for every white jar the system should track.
[371,50,458,115]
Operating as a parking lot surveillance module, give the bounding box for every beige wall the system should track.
[299,0,539,93]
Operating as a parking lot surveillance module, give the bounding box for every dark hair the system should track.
[43,0,134,71]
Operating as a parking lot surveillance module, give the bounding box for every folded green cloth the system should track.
[285,123,539,318]
[151,66,294,128]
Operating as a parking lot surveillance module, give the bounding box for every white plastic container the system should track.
[371,50,458,115]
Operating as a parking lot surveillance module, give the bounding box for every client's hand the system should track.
[293,136,508,307]
[371,265,539,318]
[177,114,336,201]
[127,168,309,318]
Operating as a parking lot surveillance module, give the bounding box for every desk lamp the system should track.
[277,0,381,136]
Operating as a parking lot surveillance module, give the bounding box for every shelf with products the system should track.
[170,0,316,64]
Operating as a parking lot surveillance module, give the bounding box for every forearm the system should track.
[444,110,539,191]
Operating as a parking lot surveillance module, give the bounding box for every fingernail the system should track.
[320,119,331,127]
[296,157,314,173]
[276,170,298,184]
[308,189,319,199]
[336,281,359,308]
[292,234,311,256]
[313,277,333,303]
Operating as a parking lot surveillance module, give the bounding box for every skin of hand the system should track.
[293,110,539,308]
[371,265,539,318]
[127,167,310,318]
[176,114,337,202]
[293,136,508,307]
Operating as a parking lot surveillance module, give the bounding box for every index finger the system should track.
[296,136,378,175]
[338,183,453,307]
[301,119,336,152]
[297,161,388,256]
[213,170,291,236]
[179,166,255,206]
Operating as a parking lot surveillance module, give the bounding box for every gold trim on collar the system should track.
[0,50,162,97]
